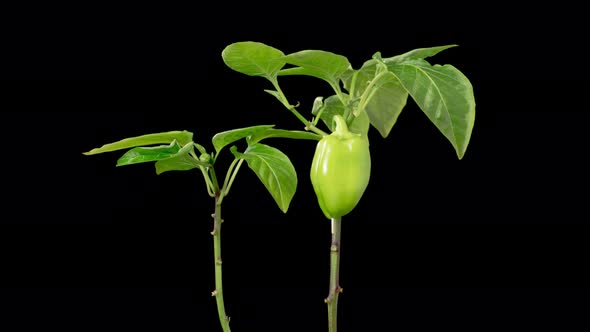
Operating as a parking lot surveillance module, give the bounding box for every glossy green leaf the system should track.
[279,50,351,86]
[383,45,458,64]
[221,42,286,79]
[212,124,275,154]
[388,59,475,159]
[349,111,370,138]
[340,68,360,98]
[155,143,206,175]
[343,62,409,137]
[116,141,181,166]
[363,71,409,138]
[311,95,369,137]
[231,144,297,213]
[83,131,193,155]
[312,95,345,132]
[247,128,321,145]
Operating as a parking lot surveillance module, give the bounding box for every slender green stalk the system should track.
[211,194,231,332]
[325,217,342,332]
[220,158,240,197]
[271,79,329,137]
[200,166,215,197]
[271,79,309,124]
[223,159,244,196]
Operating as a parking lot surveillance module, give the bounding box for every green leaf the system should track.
[312,95,346,132]
[363,72,409,138]
[155,143,206,175]
[349,111,370,138]
[344,63,409,137]
[231,144,297,213]
[116,141,181,166]
[221,41,286,79]
[212,125,275,154]
[247,128,321,145]
[279,50,351,86]
[83,131,193,155]
[340,68,357,94]
[382,45,458,64]
[309,94,368,136]
[112,138,207,175]
[388,59,476,159]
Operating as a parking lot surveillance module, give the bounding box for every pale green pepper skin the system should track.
[310,115,371,219]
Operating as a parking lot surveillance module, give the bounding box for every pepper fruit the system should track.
[310,115,371,219]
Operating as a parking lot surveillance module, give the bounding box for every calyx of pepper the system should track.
[331,114,357,140]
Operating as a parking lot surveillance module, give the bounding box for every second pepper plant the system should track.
[84,126,319,332]
[222,41,476,332]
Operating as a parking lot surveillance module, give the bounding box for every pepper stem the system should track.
[332,115,356,139]
[212,194,231,332]
[326,217,343,332]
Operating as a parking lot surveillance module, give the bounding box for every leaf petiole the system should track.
[223,159,244,198]
[200,166,216,198]
[272,79,308,123]
[357,70,389,116]
[208,167,221,193]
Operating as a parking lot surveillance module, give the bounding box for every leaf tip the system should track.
[82,148,98,155]
[278,199,293,213]
[456,148,467,160]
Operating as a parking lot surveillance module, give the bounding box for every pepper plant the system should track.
[84,127,319,332]
[85,40,475,332]
[221,41,475,332]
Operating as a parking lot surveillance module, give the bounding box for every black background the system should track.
[1,2,588,332]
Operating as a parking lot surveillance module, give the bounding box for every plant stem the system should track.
[272,79,329,136]
[212,194,231,332]
[272,79,309,124]
[325,217,342,332]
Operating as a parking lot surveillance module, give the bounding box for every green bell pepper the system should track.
[310,115,371,219]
